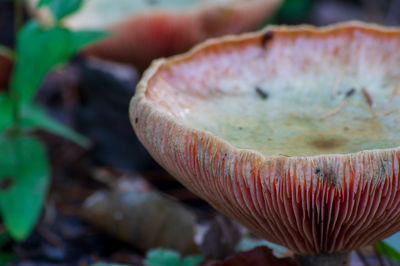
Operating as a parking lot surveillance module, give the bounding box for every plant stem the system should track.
[11,93,20,137]
[11,0,23,138]
[294,252,350,266]
[0,45,15,60]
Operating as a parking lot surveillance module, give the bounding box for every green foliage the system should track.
[0,137,49,240]
[144,249,204,266]
[180,255,204,266]
[38,0,83,19]
[11,21,107,104]
[376,233,400,263]
[91,263,130,266]
[0,0,107,241]
[0,231,13,264]
[266,0,313,25]
[145,249,180,266]
[237,236,288,258]
[0,94,13,134]
[278,0,313,22]
[20,104,90,147]
[0,231,11,248]
[0,252,14,265]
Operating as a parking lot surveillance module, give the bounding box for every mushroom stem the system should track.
[294,252,350,266]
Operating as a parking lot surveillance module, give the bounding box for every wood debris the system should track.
[361,87,376,118]
[383,85,399,110]
[331,70,345,98]
[321,100,347,119]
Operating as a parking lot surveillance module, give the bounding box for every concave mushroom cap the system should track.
[130,22,400,254]
[29,0,281,71]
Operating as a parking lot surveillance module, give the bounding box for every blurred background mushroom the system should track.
[28,0,282,71]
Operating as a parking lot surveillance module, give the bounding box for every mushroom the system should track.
[29,0,281,71]
[130,22,400,265]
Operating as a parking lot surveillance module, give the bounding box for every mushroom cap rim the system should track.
[130,21,400,162]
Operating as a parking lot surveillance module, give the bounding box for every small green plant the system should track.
[0,231,13,264]
[0,0,106,241]
[237,235,287,257]
[144,248,204,266]
[91,263,130,266]
[265,0,313,25]
[376,233,400,263]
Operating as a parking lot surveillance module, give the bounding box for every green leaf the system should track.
[144,249,181,266]
[0,252,14,264]
[11,21,107,104]
[90,263,130,266]
[377,233,400,263]
[20,105,90,147]
[0,94,13,134]
[264,0,313,25]
[144,249,203,266]
[382,232,400,252]
[181,255,204,266]
[12,21,68,104]
[237,237,288,258]
[70,30,109,52]
[0,231,11,249]
[37,0,52,6]
[0,137,49,240]
[276,0,313,23]
[38,0,83,20]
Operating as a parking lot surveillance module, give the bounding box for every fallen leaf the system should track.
[81,177,198,255]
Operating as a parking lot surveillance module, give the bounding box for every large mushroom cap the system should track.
[130,22,400,254]
[31,0,281,70]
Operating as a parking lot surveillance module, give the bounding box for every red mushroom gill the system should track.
[130,22,400,263]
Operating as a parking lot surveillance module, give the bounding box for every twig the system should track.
[0,45,15,60]
[361,87,376,118]
[374,244,386,266]
[320,100,347,119]
[90,168,119,188]
[14,0,24,41]
[383,85,399,110]
[331,70,345,98]
[37,226,64,247]
[375,108,398,118]
[355,249,370,266]
[43,199,57,225]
